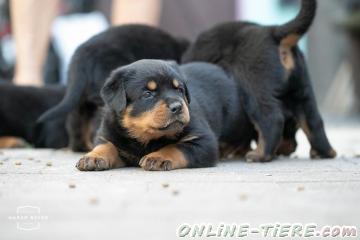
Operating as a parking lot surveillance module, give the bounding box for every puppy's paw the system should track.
[245,151,273,163]
[76,156,111,171]
[139,154,172,171]
[310,148,337,160]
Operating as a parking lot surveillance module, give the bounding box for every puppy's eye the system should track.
[142,91,154,99]
[177,87,184,93]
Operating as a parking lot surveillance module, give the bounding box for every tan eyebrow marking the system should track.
[147,81,157,91]
[173,79,180,88]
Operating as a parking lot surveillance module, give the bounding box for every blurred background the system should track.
[0,0,359,116]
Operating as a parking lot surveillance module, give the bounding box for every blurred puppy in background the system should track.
[0,82,68,148]
[183,0,336,162]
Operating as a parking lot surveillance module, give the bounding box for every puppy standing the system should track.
[76,60,243,171]
[183,0,336,161]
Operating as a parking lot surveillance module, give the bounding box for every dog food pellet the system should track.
[89,197,98,205]
[68,183,76,189]
[297,186,305,192]
[239,193,248,201]
[172,190,179,196]
[15,161,22,165]
[265,174,272,177]
[46,162,52,167]
[162,183,169,188]
[27,157,34,161]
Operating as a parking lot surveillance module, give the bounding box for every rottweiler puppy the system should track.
[37,24,189,152]
[76,60,246,171]
[182,0,336,162]
[0,82,68,148]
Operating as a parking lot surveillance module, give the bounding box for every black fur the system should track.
[0,82,68,148]
[182,0,336,161]
[89,60,243,169]
[37,24,189,152]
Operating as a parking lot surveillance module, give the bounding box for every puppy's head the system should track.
[101,60,191,144]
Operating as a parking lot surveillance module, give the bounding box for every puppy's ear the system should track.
[101,69,127,114]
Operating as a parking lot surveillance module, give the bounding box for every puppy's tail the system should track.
[273,0,317,46]
[37,63,86,123]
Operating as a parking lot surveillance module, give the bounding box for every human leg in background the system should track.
[111,0,162,26]
[10,0,60,86]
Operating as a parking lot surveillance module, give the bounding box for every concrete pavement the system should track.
[0,120,359,240]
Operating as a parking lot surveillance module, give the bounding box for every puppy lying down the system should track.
[77,60,244,171]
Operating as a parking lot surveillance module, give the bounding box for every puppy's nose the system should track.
[168,101,183,114]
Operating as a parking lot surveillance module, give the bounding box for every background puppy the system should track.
[0,82,68,148]
[76,60,244,171]
[37,24,189,152]
[182,0,336,162]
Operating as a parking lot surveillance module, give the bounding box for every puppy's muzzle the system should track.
[168,101,183,115]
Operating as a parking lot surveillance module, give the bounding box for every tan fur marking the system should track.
[245,125,267,162]
[277,139,296,156]
[140,145,188,171]
[122,100,190,144]
[77,141,125,171]
[279,34,299,72]
[173,79,180,88]
[299,118,311,139]
[281,34,300,47]
[220,143,250,159]
[279,45,295,71]
[0,137,27,148]
[147,81,157,91]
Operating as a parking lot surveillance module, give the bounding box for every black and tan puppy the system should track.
[182,0,336,162]
[76,60,245,171]
[37,24,189,152]
[0,82,68,148]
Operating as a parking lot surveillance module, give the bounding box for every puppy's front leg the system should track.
[76,141,125,171]
[140,132,218,171]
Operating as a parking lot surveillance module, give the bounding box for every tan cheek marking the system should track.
[147,81,157,91]
[85,141,124,168]
[0,137,27,148]
[173,79,179,88]
[121,102,175,144]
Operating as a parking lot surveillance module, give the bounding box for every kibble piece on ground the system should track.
[15,161,22,165]
[89,197,98,205]
[297,186,305,192]
[68,183,76,189]
[162,183,169,188]
[46,162,52,167]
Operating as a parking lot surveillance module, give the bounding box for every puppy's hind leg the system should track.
[243,95,285,162]
[294,58,336,159]
[67,103,96,152]
[277,118,298,156]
